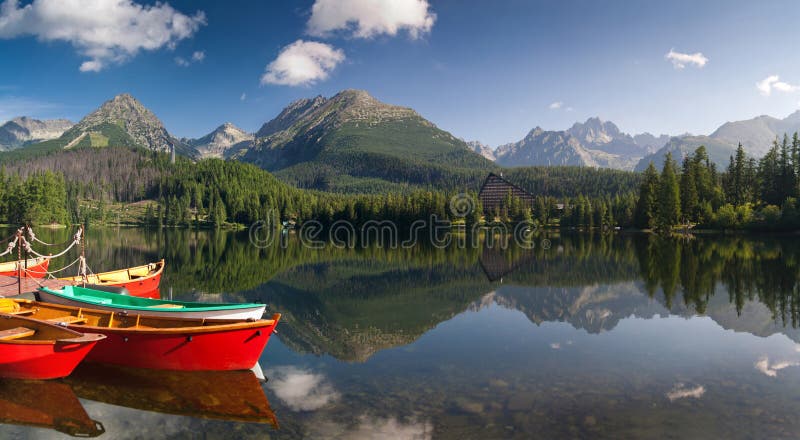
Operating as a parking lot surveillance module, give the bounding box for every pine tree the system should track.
[635,162,660,229]
[656,152,681,232]
[680,156,699,223]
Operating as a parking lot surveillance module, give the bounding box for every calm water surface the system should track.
[2,228,800,439]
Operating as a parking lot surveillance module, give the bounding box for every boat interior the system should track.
[0,299,278,332]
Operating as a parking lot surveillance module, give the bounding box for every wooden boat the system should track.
[0,380,104,437]
[59,260,164,298]
[0,312,105,379]
[67,363,278,427]
[1,299,280,371]
[37,285,266,320]
[0,257,49,278]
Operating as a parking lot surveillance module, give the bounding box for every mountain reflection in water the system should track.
[1,228,800,439]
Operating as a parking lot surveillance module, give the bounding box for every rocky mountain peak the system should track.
[69,93,188,154]
[190,122,253,159]
[0,116,73,150]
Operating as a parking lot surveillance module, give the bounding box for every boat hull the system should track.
[0,339,101,380]
[36,290,266,320]
[74,322,276,371]
[0,258,49,278]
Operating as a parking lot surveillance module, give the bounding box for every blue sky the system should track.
[1,0,799,146]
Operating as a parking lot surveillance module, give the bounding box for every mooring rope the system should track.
[21,237,78,260]
[26,226,81,247]
[38,257,84,279]
[0,237,18,258]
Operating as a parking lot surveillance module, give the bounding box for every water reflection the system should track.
[66,364,278,427]
[4,228,800,438]
[0,380,103,437]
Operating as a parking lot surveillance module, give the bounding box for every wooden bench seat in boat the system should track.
[46,316,88,325]
[0,326,35,340]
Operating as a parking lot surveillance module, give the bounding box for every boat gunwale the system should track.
[0,257,49,273]
[59,259,164,284]
[38,285,265,312]
[12,299,279,335]
[0,312,105,345]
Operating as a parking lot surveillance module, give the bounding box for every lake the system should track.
[2,227,800,439]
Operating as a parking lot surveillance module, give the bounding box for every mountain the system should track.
[188,123,253,159]
[495,127,596,167]
[634,135,736,171]
[494,126,639,170]
[632,132,670,153]
[255,96,327,138]
[0,117,73,150]
[465,140,496,161]
[11,94,198,160]
[234,89,492,192]
[566,117,649,157]
[493,118,651,171]
[709,111,800,157]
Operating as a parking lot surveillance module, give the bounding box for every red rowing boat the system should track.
[59,260,164,298]
[3,299,280,371]
[0,313,105,379]
[0,257,49,278]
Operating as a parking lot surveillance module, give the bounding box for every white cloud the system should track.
[240,92,247,101]
[266,366,340,411]
[261,40,345,87]
[0,0,206,72]
[755,356,800,377]
[175,50,205,67]
[307,0,435,39]
[665,49,708,69]
[550,342,561,349]
[666,383,705,402]
[756,75,799,96]
[548,101,563,110]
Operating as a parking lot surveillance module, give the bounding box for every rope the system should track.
[38,257,84,279]
[19,228,82,260]
[0,237,17,258]
[26,226,79,247]
[21,237,78,259]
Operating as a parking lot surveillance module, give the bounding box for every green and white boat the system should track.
[36,286,266,321]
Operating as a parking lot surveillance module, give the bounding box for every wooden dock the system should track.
[0,276,70,297]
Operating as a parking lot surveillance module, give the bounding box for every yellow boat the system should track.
[59,260,164,298]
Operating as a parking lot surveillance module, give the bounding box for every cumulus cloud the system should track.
[175,50,205,67]
[266,366,340,411]
[0,0,206,72]
[548,101,563,110]
[755,356,800,377]
[261,40,345,87]
[307,0,436,39]
[240,92,247,101]
[756,75,799,96]
[666,383,706,402]
[665,49,708,69]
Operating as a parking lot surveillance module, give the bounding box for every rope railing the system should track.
[18,227,82,260]
[0,236,18,258]
[26,225,82,247]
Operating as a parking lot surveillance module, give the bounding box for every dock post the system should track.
[16,228,21,296]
